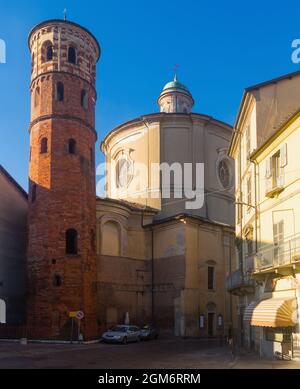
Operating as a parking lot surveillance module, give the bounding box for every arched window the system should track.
[32,184,37,203]
[66,229,78,255]
[68,46,76,64]
[46,45,53,61]
[68,138,76,154]
[102,221,120,256]
[53,274,63,287]
[208,266,215,290]
[42,41,54,63]
[40,137,48,154]
[56,82,64,102]
[80,90,88,109]
[116,156,133,188]
[34,87,40,107]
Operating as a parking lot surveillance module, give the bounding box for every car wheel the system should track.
[122,337,127,345]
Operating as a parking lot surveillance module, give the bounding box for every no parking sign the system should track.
[76,311,84,320]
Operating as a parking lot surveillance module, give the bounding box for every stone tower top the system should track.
[28,19,101,84]
[157,75,194,114]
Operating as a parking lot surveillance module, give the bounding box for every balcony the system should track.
[254,234,300,275]
[226,268,255,296]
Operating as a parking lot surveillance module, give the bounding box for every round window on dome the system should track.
[217,159,232,189]
[116,156,134,189]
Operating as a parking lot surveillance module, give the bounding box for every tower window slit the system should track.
[68,47,76,64]
[40,137,48,154]
[68,139,76,154]
[56,82,64,102]
[66,229,78,255]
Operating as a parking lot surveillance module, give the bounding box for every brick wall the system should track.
[27,20,100,340]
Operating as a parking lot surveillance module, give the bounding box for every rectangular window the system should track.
[272,151,281,188]
[265,145,287,196]
[247,176,251,209]
[237,195,242,223]
[246,125,251,160]
[238,245,243,269]
[208,266,215,290]
[273,220,284,263]
[246,229,254,256]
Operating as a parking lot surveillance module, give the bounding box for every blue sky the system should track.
[1,0,300,190]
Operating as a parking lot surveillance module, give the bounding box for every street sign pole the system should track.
[70,317,74,343]
[78,318,81,341]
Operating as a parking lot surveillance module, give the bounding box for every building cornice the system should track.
[250,109,300,162]
[29,114,98,139]
[228,92,255,158]
[101,112,232,154]
[30,71,97,96]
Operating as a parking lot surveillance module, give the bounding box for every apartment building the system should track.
[228,71,300,359]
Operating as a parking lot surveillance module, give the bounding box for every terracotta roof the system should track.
[96,197,158,213]
[0,165,28,199]
[245,69,300,92]
[149,213,233,229]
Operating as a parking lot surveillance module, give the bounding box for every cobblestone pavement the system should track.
[0,337,299,369]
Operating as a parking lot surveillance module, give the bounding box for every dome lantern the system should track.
[157,75,194,113]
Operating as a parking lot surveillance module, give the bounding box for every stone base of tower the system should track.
[25,316,99,341]
[26,299,99,341]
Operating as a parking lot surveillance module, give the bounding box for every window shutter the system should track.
[280,144,287,167]
[273,223,278,245]
[278,172,285,187]
[279,220,284,238]
[265,157,272,194]
[265,158,272,178]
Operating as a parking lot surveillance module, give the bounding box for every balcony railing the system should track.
[254,234,300,272]
[226,268,255,295]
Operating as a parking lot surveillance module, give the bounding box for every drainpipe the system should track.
[250,159,258,254]
[141,212,155,324]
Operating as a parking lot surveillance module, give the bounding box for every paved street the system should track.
[0,336,300,369]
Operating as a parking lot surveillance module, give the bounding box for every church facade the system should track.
[0,18,237,341]
[97,77,237,337]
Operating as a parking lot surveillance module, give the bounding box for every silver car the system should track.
[102,325,141,344]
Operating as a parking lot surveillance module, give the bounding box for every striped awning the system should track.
[244,298,298,327]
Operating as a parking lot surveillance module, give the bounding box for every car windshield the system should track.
[110,326,127,333]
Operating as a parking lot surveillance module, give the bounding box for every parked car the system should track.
[102,325,141,344]
[140,324,159,340]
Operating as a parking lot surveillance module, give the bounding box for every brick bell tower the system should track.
[27,19,100,340]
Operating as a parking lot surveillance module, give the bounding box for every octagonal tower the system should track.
[27,19,100,340]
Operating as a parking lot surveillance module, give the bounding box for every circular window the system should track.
[217,159,232,189]
[116,157,133,188]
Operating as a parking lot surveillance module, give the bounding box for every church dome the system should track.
[162,79,191,94]
[158,75,194,114]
